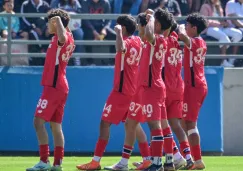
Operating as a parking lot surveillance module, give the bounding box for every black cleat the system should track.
[180,159,194,170]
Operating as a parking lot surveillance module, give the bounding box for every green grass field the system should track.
[0,156,242,171]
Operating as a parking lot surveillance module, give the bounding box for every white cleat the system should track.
[104,162,129,171]
[26,161,51,171]
[174,157,186,170]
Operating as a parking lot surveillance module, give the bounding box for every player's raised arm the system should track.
[178,24,191,48]
[145,14,155,44]
[50,16,67,45]
[114,24,126,52]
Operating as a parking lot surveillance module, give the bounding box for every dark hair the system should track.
[154,8,173,31]
[137,13,147,27]
[47,9,70,28]
[186,13,208,34]
[170,19,178,34]
[117,15,137,35]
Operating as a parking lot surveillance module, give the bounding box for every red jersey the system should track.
[163,32,184,93]
[113,36,142,96]
[184,37,207,88]
[41,31,75,93]
[139,34,167,91]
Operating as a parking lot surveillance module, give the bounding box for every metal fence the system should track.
[1,13,243,66]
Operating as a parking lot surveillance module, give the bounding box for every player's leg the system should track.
[26,87,58,171]
[167,99,193,170]
[49,93,67,171]
[76,120,111,170]
[104,118,139,171]
[77,92,130,170]
[132,123,152,170]
[50,122,64,171]
[161,118,176,171]
[182,87,207,170]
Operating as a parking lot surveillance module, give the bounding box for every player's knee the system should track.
[33,117,45,130]
[148,120,161,130]
[160,119,169,129]
[125,118,138,131]
[100,120,111,130]
[169,119,180,130]
[187,127,199,136]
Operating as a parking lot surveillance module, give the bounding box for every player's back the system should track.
[113,36,142,96]
[139,34,167,91]
[41,31,75,93]
[183,37,207,88]
[163,31,183,93]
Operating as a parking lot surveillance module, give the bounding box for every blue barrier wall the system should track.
[0,66,224,153]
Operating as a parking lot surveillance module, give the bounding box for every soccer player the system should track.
[178,13,208,170]
[105,9,173,171]
[162,19,194,170]
[26,9,75,171]
[76,15,143,170]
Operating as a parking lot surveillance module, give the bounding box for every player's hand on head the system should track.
[114,24,122,34]
[50,16,61,24]
[178,24,186,35]
[146,14,154,23]
[145,9,154,15]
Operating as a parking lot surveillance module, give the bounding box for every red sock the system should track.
[180,141,191,159]
[39,144,49,163]
[151,129,163,157]
[163,127,173,154]
[191,145,201,161]
[94,138,108,157]
[172,140,179,154]
[53,146,64,166]
[138,142,150,159]
[122,145,133,159]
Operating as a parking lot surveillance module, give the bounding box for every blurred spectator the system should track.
[226,0,243,32]
[225,0,243,66]
[82,0,116,65]
[57,0,84,65]
[141,0,181,16]
[176,0,190,15]
[20,0,50,65]
[190,0,205,13]
[0,0,28,39]
[0,0,29,66]
[113,0,142,15]
[200,0,242,67]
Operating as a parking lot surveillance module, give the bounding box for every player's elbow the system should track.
[58,35,67,44]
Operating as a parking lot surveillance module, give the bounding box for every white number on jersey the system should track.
[62,44,75,62]
[129,102,142,116]
[103,103,112,117]
[194,48,206,64]
[127,47,141,66]
[142,104,153,118]
[37,99,48,109]
[155,44,166,61]
[168,48,182,66]
[183,103,188,113]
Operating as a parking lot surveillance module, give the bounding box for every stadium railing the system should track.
[0,13,243,66]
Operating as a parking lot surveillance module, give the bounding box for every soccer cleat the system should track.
[76,160,101,170]
[135,160,152,170]
[104,162,129,171]
[192,160,205,170]
[174,157,186,170]
[180,159,194,170]
[163,163,175,171]
[50,165,63,171]
[142,164,163,171]
[26,161,51,171]
[132,161,143,168]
